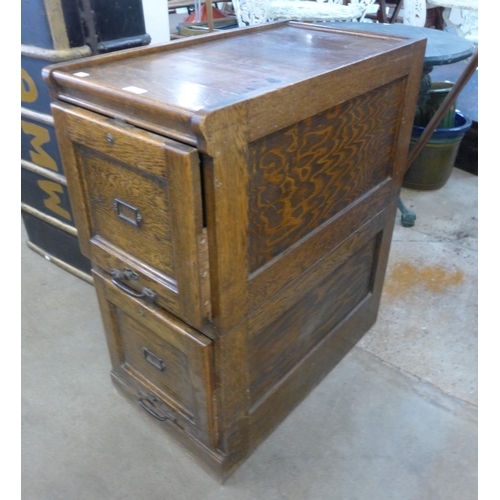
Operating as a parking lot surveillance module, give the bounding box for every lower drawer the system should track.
[92,268,217,450]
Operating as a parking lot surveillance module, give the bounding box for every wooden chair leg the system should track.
[389,0,403,22]
[372,0,403,24]
[376,0,389,22]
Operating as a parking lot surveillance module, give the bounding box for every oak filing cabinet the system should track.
[43,21,425,481]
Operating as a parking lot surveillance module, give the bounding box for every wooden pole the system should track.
[405,50,478,172]
[206,0,214,32]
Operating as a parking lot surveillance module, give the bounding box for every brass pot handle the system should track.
[138,393,176,422]
[111,268,157,303]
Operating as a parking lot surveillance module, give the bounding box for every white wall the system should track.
[142,0,171,45]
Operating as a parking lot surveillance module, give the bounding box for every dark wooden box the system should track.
[22,211,92,278]
[21,0,151,54]
[43,22,425,481]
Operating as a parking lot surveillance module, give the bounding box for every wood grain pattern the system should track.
[117,308,195,419]
[392,42,427,183]
[192,104,251,331]
[45,22,426,482]
[248,180,396,310]
[249,236,378,404]
[43,23,421,147]
[248,286,379,449]
[167,143,208,329]
[111,373,226,481]
[248,78,405,272]
[248,201,399,449]
[84,147,176,276]
[211,322,251,463]
[54,102,211,329]
[63,109,183,178]
[91,236,181,317]
[43,23,408,114]
[51,103,93,256]
[93,268,217,449]
[248,206,388,335]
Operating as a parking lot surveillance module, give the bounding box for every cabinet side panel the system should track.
[248,200,398,449]
[248,235,378,405]
[247,78,405,273]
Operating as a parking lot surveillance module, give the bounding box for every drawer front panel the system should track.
[83,146,175,277]
[91,237,181,315]
[117,308,197,419]
[93,269,216,448]
[52,103,211,327]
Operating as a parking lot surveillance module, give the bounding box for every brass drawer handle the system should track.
[143,347,166,371]
[113,198,142,227]
[111,268,157,303]
[138,393,176,422]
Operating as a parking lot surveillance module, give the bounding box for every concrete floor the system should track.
[22,167,478,500]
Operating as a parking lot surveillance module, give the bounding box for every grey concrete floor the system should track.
[22,167,478,500]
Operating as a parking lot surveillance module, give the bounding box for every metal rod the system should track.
[398,198,416,227]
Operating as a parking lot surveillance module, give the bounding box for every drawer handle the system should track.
[113,198,142,227]
[143,347,166,371]
[138,393,176,422]
[111,268,157,303]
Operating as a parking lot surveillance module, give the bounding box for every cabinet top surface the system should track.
[45,22,418,114]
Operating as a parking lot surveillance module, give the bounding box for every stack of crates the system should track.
[21,0,151,283]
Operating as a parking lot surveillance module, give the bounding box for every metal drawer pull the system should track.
[112,267,138,281]
[113,198,142,227]
[143,347,166,371]
[111,268,157,303]
[138,393,176,422]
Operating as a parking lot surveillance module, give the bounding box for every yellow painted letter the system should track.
[37,180,72,221]
[21,68,38,103]
[22,120,58,172]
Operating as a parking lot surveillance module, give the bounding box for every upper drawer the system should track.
[51,103,211,328]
